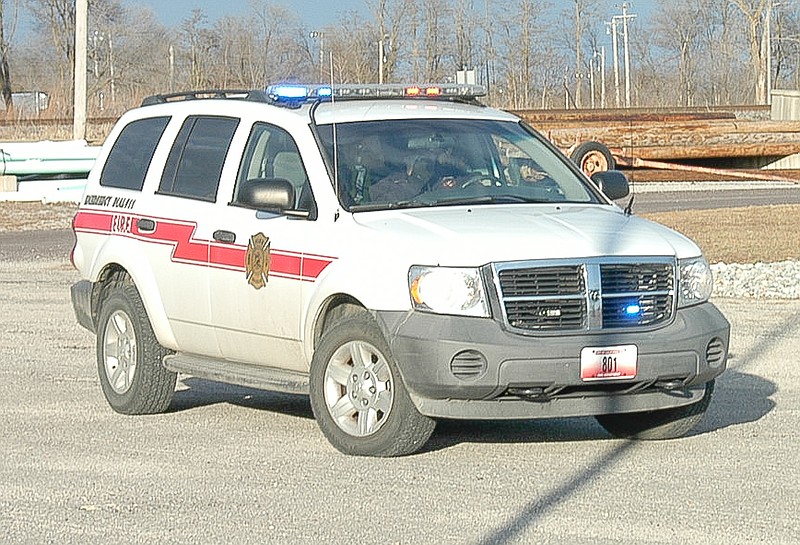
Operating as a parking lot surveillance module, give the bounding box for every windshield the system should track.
[317,118,602,211]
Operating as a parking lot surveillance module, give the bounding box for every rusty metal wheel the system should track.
[570,141,616,178]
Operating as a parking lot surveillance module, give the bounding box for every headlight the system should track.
[678,257,713,308]
[408,266,489,317]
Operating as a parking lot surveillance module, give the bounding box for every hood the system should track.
[353,204,701,266]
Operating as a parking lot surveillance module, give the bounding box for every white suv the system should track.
[71,84,730,456]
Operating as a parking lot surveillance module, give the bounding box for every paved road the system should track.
[617,181,800,214]
[1,250,798,544]
[632,187,800,214]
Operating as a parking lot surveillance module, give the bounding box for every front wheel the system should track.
[595,381,715,440]
[96,277,176,415]
[309,313,436,457]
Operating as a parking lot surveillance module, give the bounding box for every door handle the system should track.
[213,230,236,244]
[137,218,156,232]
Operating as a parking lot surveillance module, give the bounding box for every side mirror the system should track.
[591,170,630,201]
[238,178,295,212]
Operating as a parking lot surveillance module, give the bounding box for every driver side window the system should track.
[234,123,316,216]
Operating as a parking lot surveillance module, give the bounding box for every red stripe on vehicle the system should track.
[73,210,113,232]
[74,210,335,281]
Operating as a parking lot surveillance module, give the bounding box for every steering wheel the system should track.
[460,173,504,189]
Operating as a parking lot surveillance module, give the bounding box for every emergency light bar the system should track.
[265,83,486,105]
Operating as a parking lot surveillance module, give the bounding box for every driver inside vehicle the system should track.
[368,153,436,202]
[368,147,470,202]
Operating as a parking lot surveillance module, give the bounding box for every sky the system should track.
[128,0,655,31]
[128,0,369,29]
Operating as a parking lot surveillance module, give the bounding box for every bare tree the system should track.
[179,10,218,89]
[27,0,78,110]
[773,5,800,89]
[452,0,478,73]
[494,0,556,109]
[653,0,707,105]
[0,0,14,110]
[104,6,169,108]
[8,0,796,117]
[324,12,378,83]
[367,0,413,82]
[559,0,600,108]
[729,0,770,104]
[404,0,451,81]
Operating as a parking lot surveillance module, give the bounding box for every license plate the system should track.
[580,345,637,381]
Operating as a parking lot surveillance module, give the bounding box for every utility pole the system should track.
[169,45,175,92]
[609,4,636,109]
[109,32,115,105]
[607,18,620,108]
[484,0,492,93]
[309,31,324,82]
[765,0,773,105]
[600,46,606,108]
[591,49,605,109]
[621,3,636,108]
[574,0,583,108]
[73,0,88,141]
[378,38,385,84]
[378,36,389,84]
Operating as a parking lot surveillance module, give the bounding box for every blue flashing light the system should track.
[625,304,642,316]
[268,85,309,100]
[317,86,333,97]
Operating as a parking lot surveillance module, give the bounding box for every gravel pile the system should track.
[712,260,800,299]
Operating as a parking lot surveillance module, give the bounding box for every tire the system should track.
[570,141,616,178]
[96,277,176,415]
[309,313,436,457]
[595,380,715,440]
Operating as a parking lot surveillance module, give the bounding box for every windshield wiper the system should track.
[349,199,435,212]
[431,195,549,206]
[349,194,550,212]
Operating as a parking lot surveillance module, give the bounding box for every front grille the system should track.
[602,294,672,327]
[494,259,675,333]
[498,266,585,330]
[498,266,583,297]
[505,298,586,330]
[601,263,673,293]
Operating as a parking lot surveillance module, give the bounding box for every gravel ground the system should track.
[1,201,798,300]
[712,260,800,300]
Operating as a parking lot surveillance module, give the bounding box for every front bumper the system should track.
[376,302,730,419]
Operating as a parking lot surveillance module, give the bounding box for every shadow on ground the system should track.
[167,368,774,452]
[169,377,314,420]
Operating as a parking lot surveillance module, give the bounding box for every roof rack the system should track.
[141,89,267,107]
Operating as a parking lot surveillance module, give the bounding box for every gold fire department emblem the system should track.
[245,232,271,289]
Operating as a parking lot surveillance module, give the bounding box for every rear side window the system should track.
[100,116,170,190]
[158,116,240,201]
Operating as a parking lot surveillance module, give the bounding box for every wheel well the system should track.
[313,295,367,349]
[91,264,131,327]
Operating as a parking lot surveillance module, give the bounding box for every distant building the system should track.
[0,92,50,115]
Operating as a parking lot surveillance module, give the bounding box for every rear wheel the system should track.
[309,313,436,457]
[96,277,176,415]
[595,381,715,440]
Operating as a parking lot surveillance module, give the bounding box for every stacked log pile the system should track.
[513,106,800,164]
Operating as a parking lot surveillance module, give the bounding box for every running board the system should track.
[163,353,309,395]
